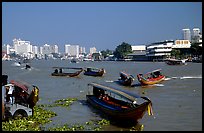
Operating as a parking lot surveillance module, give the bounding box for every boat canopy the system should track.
[120,71,129,77]
[88,82,141,101]
[120,71,134,78]
[146,69,162,74]
[10,80,33,94]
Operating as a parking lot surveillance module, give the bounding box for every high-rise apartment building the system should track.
[13,38,33,58]
[182,28,191,41]
[40,44,58,55]
[79,46,86,54]
[90,47,97,54]
[192,28,201,37]
[65,44,79,58]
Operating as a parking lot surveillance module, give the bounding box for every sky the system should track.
[2,2,202,52]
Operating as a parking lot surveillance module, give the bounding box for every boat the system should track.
[51,67,83,77]
[25,64,31,69]
[118,71,134,86]
[70,58,79,63]
[84,67,105,76]
[86,82,153,123]
[12,62,21,67]
[2,79,39,120]
[164,58,187,65]
[137,69,165,85]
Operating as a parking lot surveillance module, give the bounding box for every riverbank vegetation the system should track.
[2,97,112,131]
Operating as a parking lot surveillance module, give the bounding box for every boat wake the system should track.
[11,62,21,67]
[166,76,202,80]
[164,77,171,81]
[105,80,114,83]
[180,76,202,79]
[21,67,32,70]
[153,84,164,87]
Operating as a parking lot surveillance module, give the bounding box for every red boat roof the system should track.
[10,80,31,94]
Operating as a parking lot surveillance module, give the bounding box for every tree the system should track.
[171,49,181,59]
[190,42,202,57]
[101,49,113,58]
[113,42,132,59]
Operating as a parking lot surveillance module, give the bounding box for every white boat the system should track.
[12,62,21,67]
[165,58,187,65]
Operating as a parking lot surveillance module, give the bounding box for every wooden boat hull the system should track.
[137,75,165,85]
[51,69,83,77]
[86,95,150,122]
[118,71,134,86]
[165,59,187,65]
[118,78,134,86]
[84,69,105,76]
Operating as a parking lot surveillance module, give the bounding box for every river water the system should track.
[2,60,202,131]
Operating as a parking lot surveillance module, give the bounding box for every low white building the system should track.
[146,40,173,58]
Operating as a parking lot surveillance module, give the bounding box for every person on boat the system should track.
[99,93,103,99]
[59,68,63,73]
[25,64,31,69]
[54,69,58,73]
[5,84,14,104]
[102,94,109,101]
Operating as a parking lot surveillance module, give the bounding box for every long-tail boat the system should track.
[137,69,165,85]
[3,79,39,120]
[51,67,83,77]
[118,71,134,86]
[84,67,105,76]
[164,58,187,65]
[86,82,153,123]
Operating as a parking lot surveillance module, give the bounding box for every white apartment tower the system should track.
[79,46,86,54]
[13,38,33,58]
[41,44,58,55]
[90,47,97,54]
[65,44,79,58]
[32,46,39,55]
[192,28,201,37]
[182,28,191,41]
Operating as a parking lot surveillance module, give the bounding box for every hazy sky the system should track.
[2,2,202,52]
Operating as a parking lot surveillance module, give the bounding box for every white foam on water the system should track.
[154,84,164,87]
[164,77,171,81]
[105,80,114,82]
[171,77,178,79]
[180,76,202,79]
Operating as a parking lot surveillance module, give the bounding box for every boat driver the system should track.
[5,84,14,104]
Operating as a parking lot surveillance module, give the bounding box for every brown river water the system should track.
[2,60,202,131]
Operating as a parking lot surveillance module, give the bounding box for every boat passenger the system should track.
[54,69,58,73]
[59,68,63,73]
[5,84,14,104]
[102,94,109,101]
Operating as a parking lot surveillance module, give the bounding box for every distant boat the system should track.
[84,67,105,77]
[137,69,165,85]
[23,58,31,63]
[118,71,134,86]
[164,58,187,65]
[25,64,31,69]
[86,82,153,123]
[51,67,83,77]
[12,62,21,67]
[70,58,79,63]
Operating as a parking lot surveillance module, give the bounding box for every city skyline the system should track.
[2,2,202,52]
